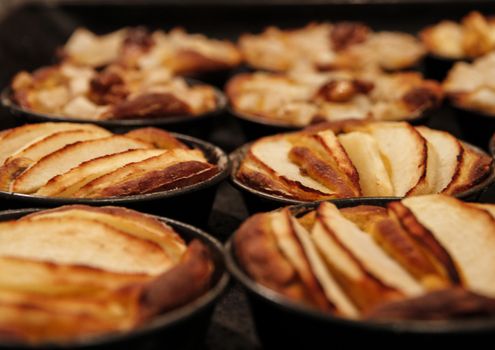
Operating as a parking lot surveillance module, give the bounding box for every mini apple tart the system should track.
[0,123,218,198]
[10,63,219,121]
[60,27,242,75]
[234,195,495,320]
[239,22,425,72]
[443,52,495,117]
[235,121,492,200]
[227,66,443,127]
[421,11,495,60]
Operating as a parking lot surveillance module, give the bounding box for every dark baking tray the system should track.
[1,1,495,349]
[226,197,495,348]
[0,207,229,350]
[0,132,230,228]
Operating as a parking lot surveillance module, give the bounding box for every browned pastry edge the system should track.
[341,206,446,286]
[365,288,495,320]
[241,148,333,201]
[340,205,389,232]
[236,163,295,199]
[124,127,189,150]
[443,146,493,195]
[94,161,218,198]
[283,209,334,311]
[0,240,213,344]
[0,157,33,191]
[234,213,335,312]
[288,146,358,198]
[296,132,361,196]
[0,210,214,343]
[138,239,214,320]
[388,202,461,285]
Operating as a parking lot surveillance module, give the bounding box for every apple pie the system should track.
[60,27,242,74]
[11,63,219,120]
[0,205,213,343]
[0,123,218,197]
[226,65,443,127]
[234,194,495,320]
[239,22,425,72]
[443,52,495,116]
[235,121,492,200]
[421,11,495,60]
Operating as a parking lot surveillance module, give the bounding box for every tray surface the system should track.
[1,1,495,348]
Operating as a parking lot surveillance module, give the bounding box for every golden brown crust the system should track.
[388,202,461,284]
[0,157,33,191]
[139,240,213,320]
[288,146,357,198]
[340,205,389,232]
[316,207,402,311]
[244,148,332,201]
[124,128,188,150]
[443,145,492,195]
[306,132,361,194]
[443,148,487,195]
[371,216,447,288]
[236,162,295,198]
[91,161,218,198]
[282,209,334,311]
[296,211,317,231]
[234,214,312,304]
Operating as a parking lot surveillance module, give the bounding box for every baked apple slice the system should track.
[11,136,152,194]
[400,195,495,297]
[338,131,394,196]
[312,202,423,311]
[363,122,427,197]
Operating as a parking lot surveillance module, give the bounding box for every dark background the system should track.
[0,1,494,348]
